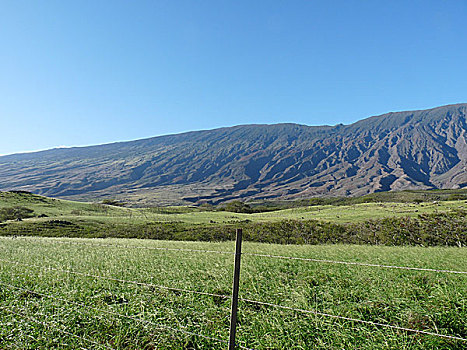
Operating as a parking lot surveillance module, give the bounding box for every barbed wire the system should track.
[0,304,115,349]
[0,257,231,300]
[237,298,467,342]
[2,285,228,349]
[1,236,466,346]
[2,268,465,345]
[0,282,255,350]
[5,278,462,344]
[242,253,467,274]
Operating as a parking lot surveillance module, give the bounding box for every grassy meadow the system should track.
[1,191,466,225]
[0,236,465,349]
[1,191,466,247]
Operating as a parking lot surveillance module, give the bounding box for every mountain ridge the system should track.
[1,103,467,205]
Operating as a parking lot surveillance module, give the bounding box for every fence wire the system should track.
[1,235,466,347]
[0,282,255,350]
[0,257,231,300]
[242,252,467,274]
[237,298,467,342]
[0,305,115,350]
[1,258,465,344]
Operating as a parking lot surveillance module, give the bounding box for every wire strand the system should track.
[0,305,115,350]
[2,236,465,275]
[2,273,463,345]
[0,258,254,349]
[237,298,467,342]
[1,236,465,345]
[0,282,254,349]
[242,252,467,275]
[0,258,231,300]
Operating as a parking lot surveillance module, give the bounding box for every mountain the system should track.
[1,104,467,205]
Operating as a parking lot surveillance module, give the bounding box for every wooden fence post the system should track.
[228,228,243,350]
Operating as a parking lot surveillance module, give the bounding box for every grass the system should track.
[0,236,465,349]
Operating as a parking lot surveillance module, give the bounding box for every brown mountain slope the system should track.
[0,104,466,205]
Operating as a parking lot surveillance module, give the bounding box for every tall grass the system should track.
[0,237,465,349]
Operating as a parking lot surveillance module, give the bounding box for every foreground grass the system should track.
[0,237,465,349]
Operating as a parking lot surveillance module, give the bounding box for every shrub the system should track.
[102,199,127,207]
[0,206,34,222]
[219,201,253,213]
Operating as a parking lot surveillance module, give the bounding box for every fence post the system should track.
[228,228,243,350]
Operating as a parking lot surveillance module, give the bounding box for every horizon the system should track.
[2,1,467,155]
[1,102,466,157]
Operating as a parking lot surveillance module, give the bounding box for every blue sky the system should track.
[1,0,467,155]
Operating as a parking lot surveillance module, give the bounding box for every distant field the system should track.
[0,236,465,349]
[1,191,466,225]
[1,191,466,246]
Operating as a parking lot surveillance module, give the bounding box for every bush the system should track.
[219,201,253,213]
[0,206,34,222]
[101,199,127,207]
[447,194,467,201]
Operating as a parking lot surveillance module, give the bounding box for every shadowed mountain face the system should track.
[1,104,467,205]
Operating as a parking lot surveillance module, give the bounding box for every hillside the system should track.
[1,104,466,205]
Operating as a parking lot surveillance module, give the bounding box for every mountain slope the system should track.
[1,104,466,205]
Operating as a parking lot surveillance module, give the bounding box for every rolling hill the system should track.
[1,104,466,205]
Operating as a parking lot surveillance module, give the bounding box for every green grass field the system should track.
[1,191,466,225]
[0,236,465,349]
[1,191,466,247]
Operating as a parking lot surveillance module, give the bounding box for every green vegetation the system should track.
[0,237,465,349]
[101,199,127,207]
[0,191,466,246]
[0,206,35,221]
[218,200,254,213]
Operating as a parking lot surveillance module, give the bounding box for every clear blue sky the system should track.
[1,0,467,155]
